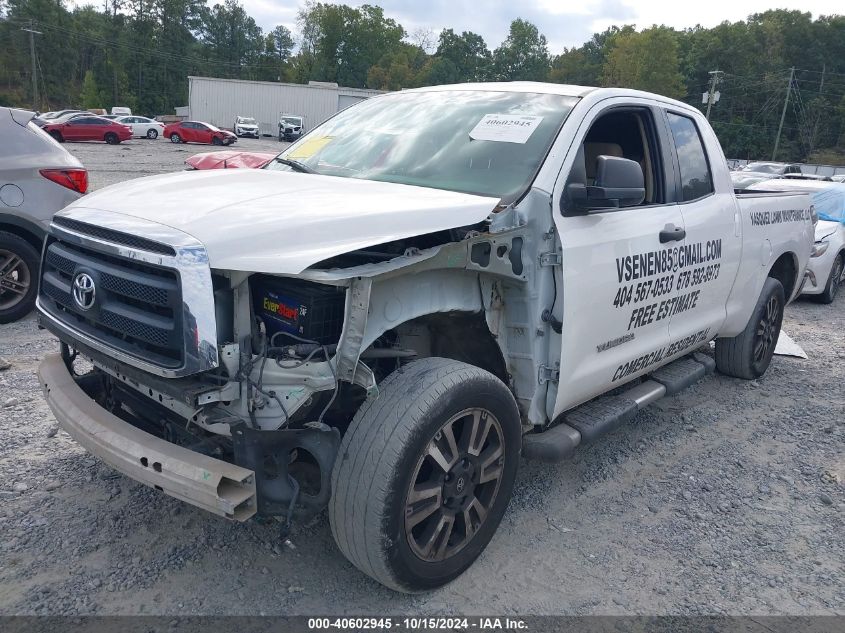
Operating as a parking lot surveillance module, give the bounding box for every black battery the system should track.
[251,275,345,345]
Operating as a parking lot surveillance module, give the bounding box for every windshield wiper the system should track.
[273,157,315,174]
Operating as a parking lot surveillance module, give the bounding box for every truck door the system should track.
[661,110,740,344]
[552,101,686,414]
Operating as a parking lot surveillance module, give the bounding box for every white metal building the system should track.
[187,76,384,137]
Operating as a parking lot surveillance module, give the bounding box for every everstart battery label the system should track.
[260,290,305,334]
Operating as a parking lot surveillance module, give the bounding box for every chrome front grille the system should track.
[40,239,184,368]
[36,209,219,378]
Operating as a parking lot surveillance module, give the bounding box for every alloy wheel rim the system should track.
[404,407,505,562]
[0,249,31,310]
[753,295,780,363]
[831,258,843,299]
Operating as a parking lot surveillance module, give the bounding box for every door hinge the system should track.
[538,250,562,266]
[538,363,560,384]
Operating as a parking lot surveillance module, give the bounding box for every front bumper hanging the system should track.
[38,353,257,521]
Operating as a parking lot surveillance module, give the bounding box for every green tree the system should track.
[434,28,491,82]
[492,19,549,81]
[79,69,101,108]
[601,26,685,98]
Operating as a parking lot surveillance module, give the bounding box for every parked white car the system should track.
[0,108,87,322]
[234,116,260,138]
[114,115,165,140]
[749,179,845,303]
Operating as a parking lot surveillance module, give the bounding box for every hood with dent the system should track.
[59,169,499,274]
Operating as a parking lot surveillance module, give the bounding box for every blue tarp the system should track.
[811,183,845,223]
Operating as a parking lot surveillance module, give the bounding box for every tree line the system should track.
[1,0,844,163]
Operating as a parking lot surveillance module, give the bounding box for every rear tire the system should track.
[0,232,40,324]
[49,131,63,142]
[329,358,521,593]
[715,277,785,379]
[170,134,182,144]
[146,129,158,140]
[104,133,119,145]
[816,253,843,304]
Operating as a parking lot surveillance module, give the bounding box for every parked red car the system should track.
[185,150,275,170]
[42,115,133,144]
[163,121,237,146]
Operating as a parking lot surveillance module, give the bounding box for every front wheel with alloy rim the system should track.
[170,133,182,143]
[0,232,40,324]
[715,277,785,380]
[146,129,158,139]
[817,253,843,304]
[329,358,520,593]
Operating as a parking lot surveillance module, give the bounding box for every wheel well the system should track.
[0,222,43,254]
[767,253,798,299]
[394,312,508,384]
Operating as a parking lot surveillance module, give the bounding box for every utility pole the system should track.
[20,21,42,111]
[705,70,723,120]
[772,67,795,161]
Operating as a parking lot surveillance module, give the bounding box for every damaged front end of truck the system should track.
[35,181,555,530]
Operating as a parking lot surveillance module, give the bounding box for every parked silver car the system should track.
[0,108,87,322]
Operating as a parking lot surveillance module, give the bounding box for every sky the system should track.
[239,0,843,53]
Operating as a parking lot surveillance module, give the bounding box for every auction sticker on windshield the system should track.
[469,114,543,143]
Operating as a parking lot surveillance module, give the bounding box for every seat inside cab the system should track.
[580,110,661,205]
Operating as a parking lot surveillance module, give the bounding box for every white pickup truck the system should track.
[36,82,814,593]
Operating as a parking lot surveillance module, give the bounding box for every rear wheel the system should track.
[104,132,120,145]
[49,131,63,142]
[170,133,182,144]
[146,128,158,140]
[329,358,521,593]
[715,277,785,379]
[0,232,39,324]
[817,253,843,304]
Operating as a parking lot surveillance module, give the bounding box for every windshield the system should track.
[266,90,578,200]
[744,163,781,174]
[238,117,256,125]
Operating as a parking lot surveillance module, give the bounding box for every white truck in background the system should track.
[35,83,813,593]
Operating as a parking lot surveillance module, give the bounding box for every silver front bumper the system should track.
[38,353,256,521]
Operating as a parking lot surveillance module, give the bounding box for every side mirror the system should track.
[587,156,645,209]
[562,154,645,215]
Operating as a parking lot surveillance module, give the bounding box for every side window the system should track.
[575,108,664,206]
[666,112,714,202]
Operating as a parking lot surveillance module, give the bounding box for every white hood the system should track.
[58,169,499,274]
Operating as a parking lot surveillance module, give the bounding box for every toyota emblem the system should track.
[72,272,96,310]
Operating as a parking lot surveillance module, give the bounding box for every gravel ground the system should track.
[0,141,842,615]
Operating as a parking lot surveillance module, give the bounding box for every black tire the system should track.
[278,133,284,142]
[715,277,785,380]
[146,129,158,140]
[816,252,843,304]
[49,131,63,142]
[170,133,182,144]
[104,132,120,145]
[329,358,521,593]
[0,231,40,324]
[212,136,224,146]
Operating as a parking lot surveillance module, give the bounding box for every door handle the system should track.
[659,224,686,243]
